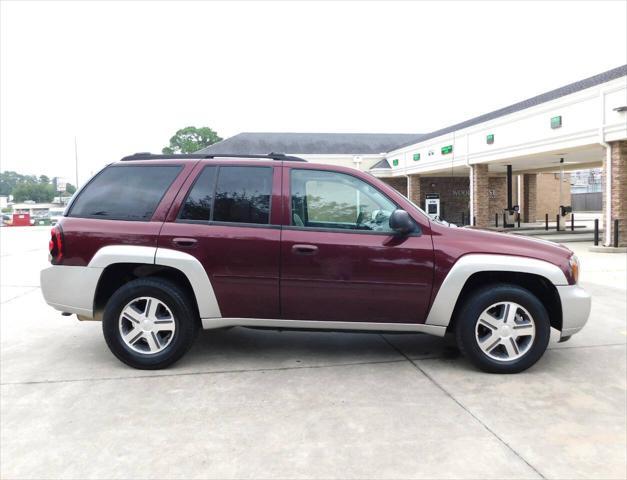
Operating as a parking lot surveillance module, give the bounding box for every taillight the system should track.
[49,225,64,264]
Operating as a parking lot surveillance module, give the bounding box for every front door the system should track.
[159,162,282,319]
[280,167,434,324]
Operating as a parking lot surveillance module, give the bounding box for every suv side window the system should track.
[68,165,182,221]
[214,166,272,224]
[290,169,396,232]
[180,166,217,221]
[180,166,272,225]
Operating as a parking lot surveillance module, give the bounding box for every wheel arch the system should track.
[425,254,566,332]
[93,263,199,321]
[89,246,220,321]
[447,271,562,333]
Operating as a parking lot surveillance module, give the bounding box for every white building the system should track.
[199,65,627,246]
[11,202,57,217]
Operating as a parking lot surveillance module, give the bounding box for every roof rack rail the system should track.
[120,152,306,162]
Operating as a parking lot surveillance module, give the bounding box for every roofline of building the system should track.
[197,132,426,156]
[391,65,627,153]
[371,64,627,170]
[197,65,626,169]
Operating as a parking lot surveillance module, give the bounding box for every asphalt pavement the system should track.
[1,226,625,479]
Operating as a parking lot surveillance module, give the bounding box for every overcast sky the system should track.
[1,0,625,185]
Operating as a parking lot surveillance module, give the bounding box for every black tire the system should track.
[455,284,550,373]
[102,277,199,369]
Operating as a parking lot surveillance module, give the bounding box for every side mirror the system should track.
[389,209,416,235]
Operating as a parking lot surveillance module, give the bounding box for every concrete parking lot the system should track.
[1,226,625,479]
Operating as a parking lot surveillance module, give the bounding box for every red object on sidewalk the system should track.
[11,213,31,226]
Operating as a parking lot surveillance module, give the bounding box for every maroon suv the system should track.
[40,153,590,373]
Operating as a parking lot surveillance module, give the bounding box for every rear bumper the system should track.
[40,265,103,318]
[556,284,591,338]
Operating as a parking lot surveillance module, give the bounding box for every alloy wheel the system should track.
[118,296,176,354]
[474,301,536,362]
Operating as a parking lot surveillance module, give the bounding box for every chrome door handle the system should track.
[292,244,318,255]
[172,237,197,248]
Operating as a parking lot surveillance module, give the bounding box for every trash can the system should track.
[11,213,31,226]
[502,208,517,227]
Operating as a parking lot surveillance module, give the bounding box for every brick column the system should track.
[380,177,407,196]
[471,164,489,227]
[407,174,421,208]
[603,141,627,247]
[523,174,537,223]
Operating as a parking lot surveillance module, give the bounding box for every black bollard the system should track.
[594,219,599,246]
[545,213,549,231]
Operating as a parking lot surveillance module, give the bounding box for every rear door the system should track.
[159,161,282,319]
[280,165,434,324]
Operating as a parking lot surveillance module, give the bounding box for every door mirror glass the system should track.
[389,209,416,235]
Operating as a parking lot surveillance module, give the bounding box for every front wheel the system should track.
[455,284,551,373]
[102,278,199,369]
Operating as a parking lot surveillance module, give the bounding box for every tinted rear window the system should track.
[68,165,182,221]
[179,166,217,221]
[213,166,272,224]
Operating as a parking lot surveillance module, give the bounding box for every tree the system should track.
[0,171,19,196]
[0,171,36,196]
[162,126,222,154]
[1,172,57,202]
[12,183,55,203]
[65,183,77,195]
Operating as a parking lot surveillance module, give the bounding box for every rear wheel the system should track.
[455,284,550,373]
[102,278,199,369]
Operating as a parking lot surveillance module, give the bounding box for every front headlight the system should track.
[569,255,580,284]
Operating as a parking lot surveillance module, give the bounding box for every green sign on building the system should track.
[441,145,453,155]
[551,115,562,129]
[392,159,399,166]
[413,153,420,161]
[487,134,494,144]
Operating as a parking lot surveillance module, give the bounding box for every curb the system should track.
[588,246,627,253]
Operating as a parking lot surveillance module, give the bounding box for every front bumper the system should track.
[556,284,591,338]
[40,265,103,318]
